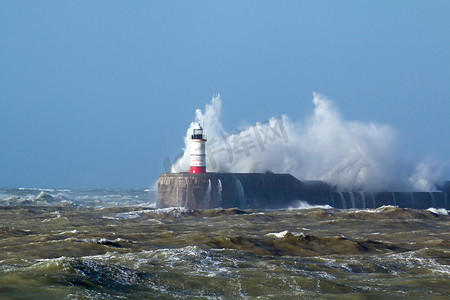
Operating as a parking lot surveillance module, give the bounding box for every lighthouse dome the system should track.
[194,122,203,130]
[192,122,205,140]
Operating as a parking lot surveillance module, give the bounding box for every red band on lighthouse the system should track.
[190,166,206,173]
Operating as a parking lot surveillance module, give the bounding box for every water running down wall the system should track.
[157,173,450,209]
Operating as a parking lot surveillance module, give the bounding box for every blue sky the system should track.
[1,1,449,188]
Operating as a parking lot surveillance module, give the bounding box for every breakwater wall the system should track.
[157,173,450,209]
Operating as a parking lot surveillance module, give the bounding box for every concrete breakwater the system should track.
[157,173,450,209]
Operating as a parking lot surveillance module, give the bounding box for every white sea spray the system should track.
[172,94,444,191]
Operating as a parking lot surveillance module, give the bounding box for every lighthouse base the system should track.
[157,173,327,209]
[189,166,206,174]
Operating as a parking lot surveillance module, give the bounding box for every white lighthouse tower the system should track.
[189,122,207,173]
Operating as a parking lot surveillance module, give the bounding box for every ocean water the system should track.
[0,188,449,298]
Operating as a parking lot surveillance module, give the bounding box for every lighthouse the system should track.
[189,122,207,173]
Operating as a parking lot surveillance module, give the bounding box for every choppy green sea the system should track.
[0,188,449,298]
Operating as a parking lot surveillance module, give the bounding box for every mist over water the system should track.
[172,94,443,191]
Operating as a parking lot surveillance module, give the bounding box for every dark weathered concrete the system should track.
[157,173,450,209]
[157,173,310,209]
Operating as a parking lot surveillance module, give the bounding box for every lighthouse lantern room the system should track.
[189,122,207,173]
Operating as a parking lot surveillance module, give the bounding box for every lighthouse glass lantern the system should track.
[189,122,207,173]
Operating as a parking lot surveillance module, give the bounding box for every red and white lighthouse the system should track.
[189,122,207,173]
